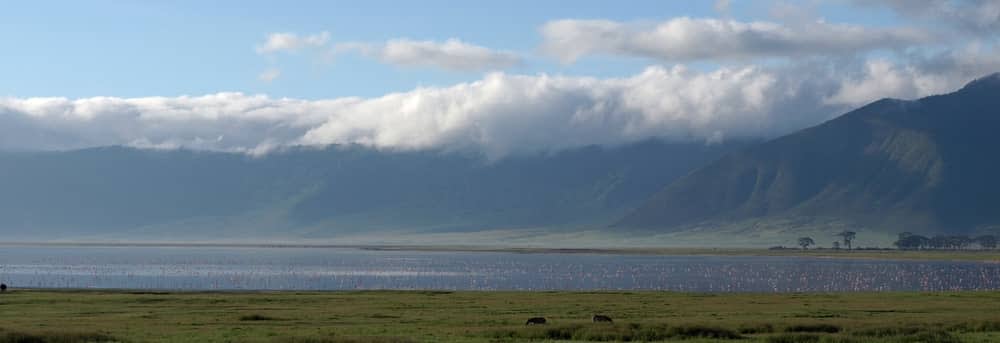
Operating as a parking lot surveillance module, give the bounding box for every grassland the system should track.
[1,290,999,342]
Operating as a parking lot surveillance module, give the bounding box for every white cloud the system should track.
[255,32,330,54]
[540,17,930,63]
[257,69,281,82]
[714,0,731,13]
[336,38,522,71]
[3,54,997,159]
[863,0,1000,34]
[825,45,1000,106]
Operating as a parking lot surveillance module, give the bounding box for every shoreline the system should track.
[1,241,999,262]
[0,241,1000,263]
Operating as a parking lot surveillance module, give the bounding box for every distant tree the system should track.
[953,235,973,250]
[836,231,857,250]
[894,233,929,250]
[929,235,948,249]
[975,235,997,250]
[927,235,976,250]
[832,241,840,250]
[798,237,815,250]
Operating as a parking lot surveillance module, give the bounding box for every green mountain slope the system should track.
[618,73,1000,235]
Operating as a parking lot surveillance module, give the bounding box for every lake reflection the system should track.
[0,246,997,292]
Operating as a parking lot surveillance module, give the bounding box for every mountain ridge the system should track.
[617,73,1000,236]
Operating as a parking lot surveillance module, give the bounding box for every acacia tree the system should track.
[836,231,856,250]
[798,237,815,250]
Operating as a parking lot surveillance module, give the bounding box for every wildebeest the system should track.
[592,314,612,323]
[525,317,547,325]
[0,283,6,292]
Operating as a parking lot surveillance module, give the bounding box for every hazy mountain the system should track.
[0,140,744,240]
[618,73,1000,236]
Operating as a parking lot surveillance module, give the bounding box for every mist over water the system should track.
[0,246,997,292]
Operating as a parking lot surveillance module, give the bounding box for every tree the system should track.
[836,231,856,250]
[929,235,948,249]
[798,237,815,250]
[975,235,997,250]
[894,233,929,250]
[927,235,976,250]
[832,241,840,250]
[952,235,973,250]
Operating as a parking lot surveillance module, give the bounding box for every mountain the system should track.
[0,140,745,241]
[618,73,1000,236]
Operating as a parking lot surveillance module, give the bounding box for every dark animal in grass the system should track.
[592,314,613,323]
[525,317,547,325]
[0,283,6,292]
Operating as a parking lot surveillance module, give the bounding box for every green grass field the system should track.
[1,290,999,342]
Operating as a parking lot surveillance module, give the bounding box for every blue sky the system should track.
[0,0,901,99]
[0,0,997,156]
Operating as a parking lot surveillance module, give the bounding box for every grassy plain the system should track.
[0,290,999,342]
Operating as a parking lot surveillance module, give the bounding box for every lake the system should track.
[0,245,997,292]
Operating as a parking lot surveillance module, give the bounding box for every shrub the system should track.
[850,326,962,343]
[239,314,277,321]
[785,323,841,333]
[766,333,821,343]
[739,323,776,334]
[0,330,120,343]
[667,325,742,339]
[947,320,1000,332]
[891,330,961,343]
[485,322,741,341]
[851,326,924,337]
[280,337,415,343]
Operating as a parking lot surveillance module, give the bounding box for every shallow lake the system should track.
[0,245,997,292]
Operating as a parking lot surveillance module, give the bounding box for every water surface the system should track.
[0,246,997,292]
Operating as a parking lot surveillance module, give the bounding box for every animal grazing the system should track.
[525,317,547,325]
[592,314,613,323]
[0,283,6,292]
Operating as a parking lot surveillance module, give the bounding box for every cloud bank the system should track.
[540,18,930,63]
[4,53,997,158]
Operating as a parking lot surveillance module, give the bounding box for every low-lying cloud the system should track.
[3,53,996,159]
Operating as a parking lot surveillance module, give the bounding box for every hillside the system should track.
[0,140,744,240]
[618,73,1000,236]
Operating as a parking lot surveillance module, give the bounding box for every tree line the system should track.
[893,232,997,250]
[792,230,998,250]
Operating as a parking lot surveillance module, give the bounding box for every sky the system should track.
[1,0,999,158]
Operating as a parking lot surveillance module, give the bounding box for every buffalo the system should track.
[525,317,547,325]
[592,314,613,323]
